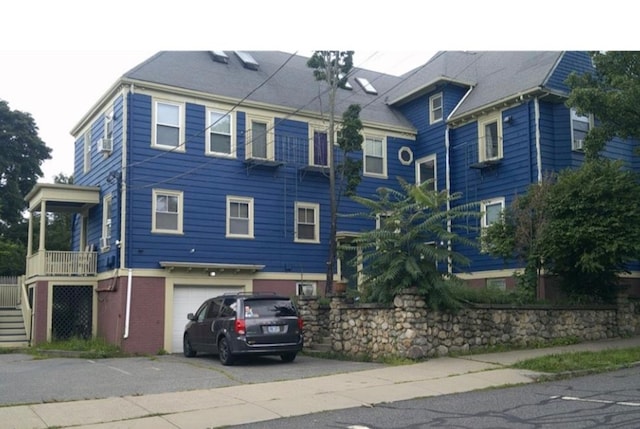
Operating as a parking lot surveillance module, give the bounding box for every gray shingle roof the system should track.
[122,51,415,131]
[388,51,565,119]
[119,51,567,132]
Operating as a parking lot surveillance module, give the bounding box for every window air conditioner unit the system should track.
[99,237,109,249]
[573,139,584,151]
[97,138,113,153]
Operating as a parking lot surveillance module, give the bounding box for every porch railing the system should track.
[0,276,19,307]
[26,251,98,278]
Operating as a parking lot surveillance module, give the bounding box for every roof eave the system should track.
[387,76,474,107]
[447,86,561,127]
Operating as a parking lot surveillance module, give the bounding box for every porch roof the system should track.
[25,183,101,213]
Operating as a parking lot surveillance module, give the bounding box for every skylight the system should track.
[209,51,229,64]
[338,73,352,90]
[234,51,259,70]
[355,77,377,94]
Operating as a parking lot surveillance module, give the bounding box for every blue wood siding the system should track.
[72,95,124,271]
[121,92,413,275]
[545,51,593,93]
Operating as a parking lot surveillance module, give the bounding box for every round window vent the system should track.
[398,146,413,165]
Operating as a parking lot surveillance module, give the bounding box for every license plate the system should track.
[267,325,280,333]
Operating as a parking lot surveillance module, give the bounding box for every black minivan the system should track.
[183,292,304,365]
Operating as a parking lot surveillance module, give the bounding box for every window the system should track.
[101,195,112,251]
[154,101,183,150]
[104,110,113,142]
[295,202,319,243]
[152,189,183,234]
[207,110,234,157]
[429,93,443,124]
[416,155,436,191]
[296,282,317,297]
[83,130,91,173]
[571,108,591,151]
[226,196,254,238]
[310,129,329,167]
[363,135,386,177]
[246,116,273,160]
[478,114,502,162]
[481,198,504,228]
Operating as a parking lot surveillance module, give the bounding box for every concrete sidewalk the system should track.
[4,336,640,429]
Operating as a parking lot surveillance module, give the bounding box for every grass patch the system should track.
[513,346,640,373]
[31,337,127,359]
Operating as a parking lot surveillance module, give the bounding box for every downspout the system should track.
[534,97,542,183]
[124,268,132,338]
[445,86,475,274]
[122,84,133,339]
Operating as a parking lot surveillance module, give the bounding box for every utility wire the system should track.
[126,51,440,190]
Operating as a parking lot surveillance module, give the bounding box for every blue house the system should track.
[23,51,639,354]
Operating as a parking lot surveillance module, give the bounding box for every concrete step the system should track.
[0,340,28,348]
[0,333,28,342]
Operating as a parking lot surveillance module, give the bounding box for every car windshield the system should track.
[244,299,297,318]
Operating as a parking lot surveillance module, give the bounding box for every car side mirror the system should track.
[187,313,196,321]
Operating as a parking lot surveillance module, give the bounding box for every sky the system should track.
[1,2,633,184]
[0,50,435,182]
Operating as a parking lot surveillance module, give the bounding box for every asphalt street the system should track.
[0,352,385,406]
[224,367,640,429]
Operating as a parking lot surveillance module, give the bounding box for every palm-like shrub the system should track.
[343,179,480,308]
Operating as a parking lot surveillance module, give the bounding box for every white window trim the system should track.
[152,189,184,234]
[415,154,437,190]
[309,126,330,167]
[245,114,274,160]
[295,202,320,244]
[152,100,185,152]
[429,92,443,124]
[481,197,505,228]
[206,109,235,158]
[363,134,387,178]
[570,108,592,151]
[101,195,112,252]
[478,113,503,162]
[226,196,254,239]
[83,130,91,174]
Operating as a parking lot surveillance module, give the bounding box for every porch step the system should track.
[0,308,28,348]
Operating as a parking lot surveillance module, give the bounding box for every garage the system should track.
[171,284,242,353]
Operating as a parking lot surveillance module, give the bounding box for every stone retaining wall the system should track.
[297,289,639,360]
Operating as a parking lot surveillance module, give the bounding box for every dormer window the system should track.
[429,93,443,124]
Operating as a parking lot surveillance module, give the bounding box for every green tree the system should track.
[0,100,51,276]
[482,177,553,299]
[540,159,640,302]
[346,179,480,308]
[566,51,640,159]
[45,173,74,251]
[0,99,51,226]
[307,51,359,294]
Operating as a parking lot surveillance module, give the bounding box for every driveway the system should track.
[0,352,385,406]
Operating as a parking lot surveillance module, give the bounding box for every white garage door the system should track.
[172,285,242,353]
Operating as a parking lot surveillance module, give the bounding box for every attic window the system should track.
[210,51,229,64]
[234,51,259,70]
[355,77,377,95]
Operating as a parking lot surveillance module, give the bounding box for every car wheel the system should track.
[183,334,197,358]
[280,352,297,363]
[218,337,235,366]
